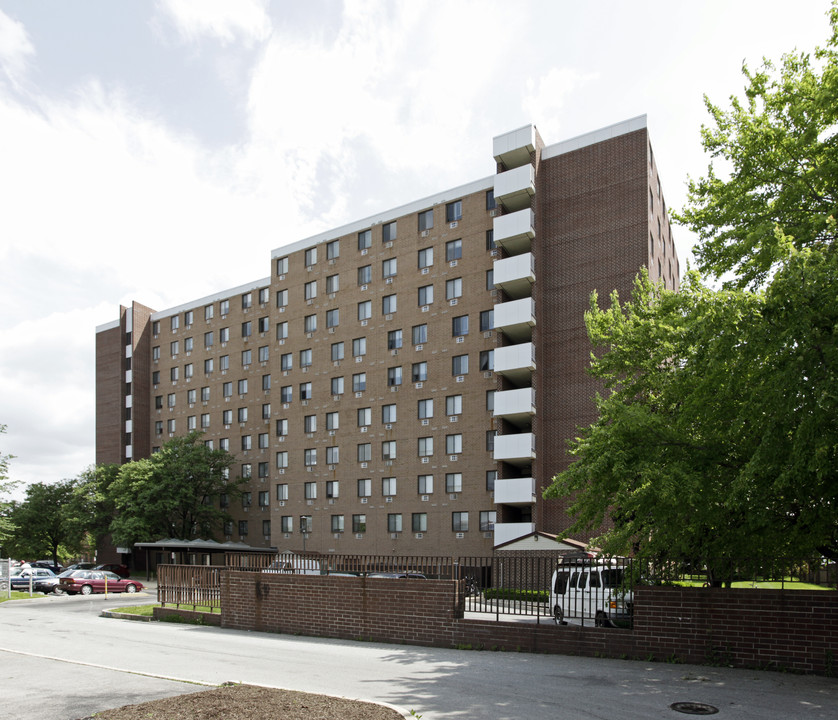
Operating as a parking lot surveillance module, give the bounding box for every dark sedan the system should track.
[11,567,58,592]
[59,570,144,595]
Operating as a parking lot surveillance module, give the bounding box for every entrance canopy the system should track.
[135,538,276,577]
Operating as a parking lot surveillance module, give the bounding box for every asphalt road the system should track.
[1,590,835,720]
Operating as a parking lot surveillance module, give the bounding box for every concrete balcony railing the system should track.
[493,388,535,426]
[493,432,536,465]
[493,252,534,299]
[494,297,535,342]
[493,522,536,547]
[493,124,536,170]
[494,164,535,212]
[494,342,535,384]
[494,477,536,506]
[494,208,535,255]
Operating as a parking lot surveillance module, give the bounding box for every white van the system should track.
[262,553,321,576]
[549,560,633,627]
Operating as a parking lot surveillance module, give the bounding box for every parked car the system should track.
[262,556,321,575]
[93,563,130,578]
[59,570,144,595]
[550,560,633,627]
[30,560,63,574]
[11,567,58,592]
[367,572,427,579]
[64,562,97,573]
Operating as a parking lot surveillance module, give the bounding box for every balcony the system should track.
[493,522,536,547]
[493,388,535,427]
[494,209,535,255]
[493,432,535,465]
[495,477,536,506]
[493,252,534,299]
[494,342,535,384]
[494,164,535,212]
[494,297,535,342]
[493,124,536,169]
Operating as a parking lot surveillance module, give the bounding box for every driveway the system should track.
[1,591,835,720]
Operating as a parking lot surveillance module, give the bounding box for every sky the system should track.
[0,0,833,496]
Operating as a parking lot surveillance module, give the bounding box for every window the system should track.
[357,443,371,462]
[357,264,371,285]
[326,309,339,328]
[446,277,463,300]
[240,321,251,338]
[262,371,271,390]
[357,300,372,321]
[358,229,372,250]
[486,430,496,451]
[201,413,210,428]
[486,189,496,210]
[258,316,269,333]
[238,520,249,537]
[220,300,230,316]
[305,480,317,498]
[262,519,271,536]
[382,441,396,461]
[276,418,288,436]
[170,340,179,357]
[304,280,317,300]
[326,480,339,498]
[219,493,229,508]
[382,258,397,278]
[446,200,462,222]
[259,287,269,304]
[418,436,434,457]
[304,414,317,433]
[446,473,463,493]
[352,337,366,357]
[203,358,213,374]
[486,269,494,290]
[452,512,469,532]
[387,513,403,533]
[241,435,252,451]
[300,516,312,533]
[170,366,179,382]
[476,511,496,532]
[276,257,289,275]
[299,382,312,400]
[242,292,252,310]
[331,376,344,395]
[446,434,463,455]
[259,345,269,362]
[418,398,433,419]
[262,403,271,419]
[418,475,433,494]
[480,350,494,371]
[184,337,194,353]
[222,409,233,425]
[382,294,397,314]
[300,349,312,367]
[281,515,293,533]
[418,209,433,232]
[304,314,317,333]
[224,520,233,535]
[220,355,229,371]
[412,324,428,345]
[480,310,494,331]
[412,362,427,382]
[303,449,317,468]
[357,478,371,497]
[237,379,248,395]
[153,370,161,385]
[201,386,210,402]
[238,407,248,423]
[352,372,366,392]
[387,329,403,350]
[204,332,214,349]
[352,514,366,533]
[276,483,289,501]
[357,407,371,427]
[281,353,293,371]
[387,366,402,386]
[418,247,433,268]
[381,404,396,423]
[326,239,339,259]
[446,239,462,261]
[276,321,288,340]
[242,487,252,504]
[331,515,345,533]
[167,393,176,407]
[486,470,497,491]
[418,284,434,306]
[205,304,214,320]
[326,446,339,464]
[280,385,292,403]
[258,460,269,476]
[452,354,469,375]
[220,437,229,451]
[326,274,339,293]
[223,382,233,398]
[446,395,463,416]
[331,341,344,361]
[382,477,396,496]
[187,415,196,431]
[326,411,339,430]
[412,513,428,532]
[153,346,160,361]
[276,289,288,308]
[241,349,252,367]
[452,315,469,337]
[171,315,179,331]
[304,247,317,266]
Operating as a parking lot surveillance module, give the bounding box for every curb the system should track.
[100,610,153,622]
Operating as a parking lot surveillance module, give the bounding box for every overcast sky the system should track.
[0,0,832,495]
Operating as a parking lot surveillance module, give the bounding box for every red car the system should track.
[93,563,130,578]
[59,570,144,595]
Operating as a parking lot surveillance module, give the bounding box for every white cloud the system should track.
[156,0,272,47]
[522,67,599,143]
[0,8,34,89]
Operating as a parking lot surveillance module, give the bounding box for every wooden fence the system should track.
[158,564,223,612]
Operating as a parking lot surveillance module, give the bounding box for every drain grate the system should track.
[670,702,719,715]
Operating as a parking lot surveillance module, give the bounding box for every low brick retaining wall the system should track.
[221,571,837,674]
[154,606,222,626]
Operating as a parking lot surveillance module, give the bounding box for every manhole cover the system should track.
[670,702,719,715]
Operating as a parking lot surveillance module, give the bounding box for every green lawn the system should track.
[115,603,219,616]
[673,579,833,590]
[0,591,48,603]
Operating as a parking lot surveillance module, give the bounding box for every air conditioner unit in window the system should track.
[390,533,399,540]
[415,533,423,539]
[421,267,429,275]
[421,230,430,237]
[355,533,363,539]
[456,532,464,539]
[385,497,393,503]
[421,495,429,502]
[360,497,368,503]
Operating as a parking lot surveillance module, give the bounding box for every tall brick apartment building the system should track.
[96,116,678,557]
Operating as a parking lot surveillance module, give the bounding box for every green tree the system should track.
[108,431,241,547]
[65,463,121,558]
[0,424,18,548]
[6,480,80,564]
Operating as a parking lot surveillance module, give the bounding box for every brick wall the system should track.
[220,572,837,675]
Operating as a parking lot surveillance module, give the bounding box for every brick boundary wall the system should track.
[220,572,837,675]
[154,606,222,626]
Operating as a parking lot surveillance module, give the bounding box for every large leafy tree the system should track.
[0,424,18,548]
[546,6,838,568]
[6,480,81,564]
[108,431,241,547]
